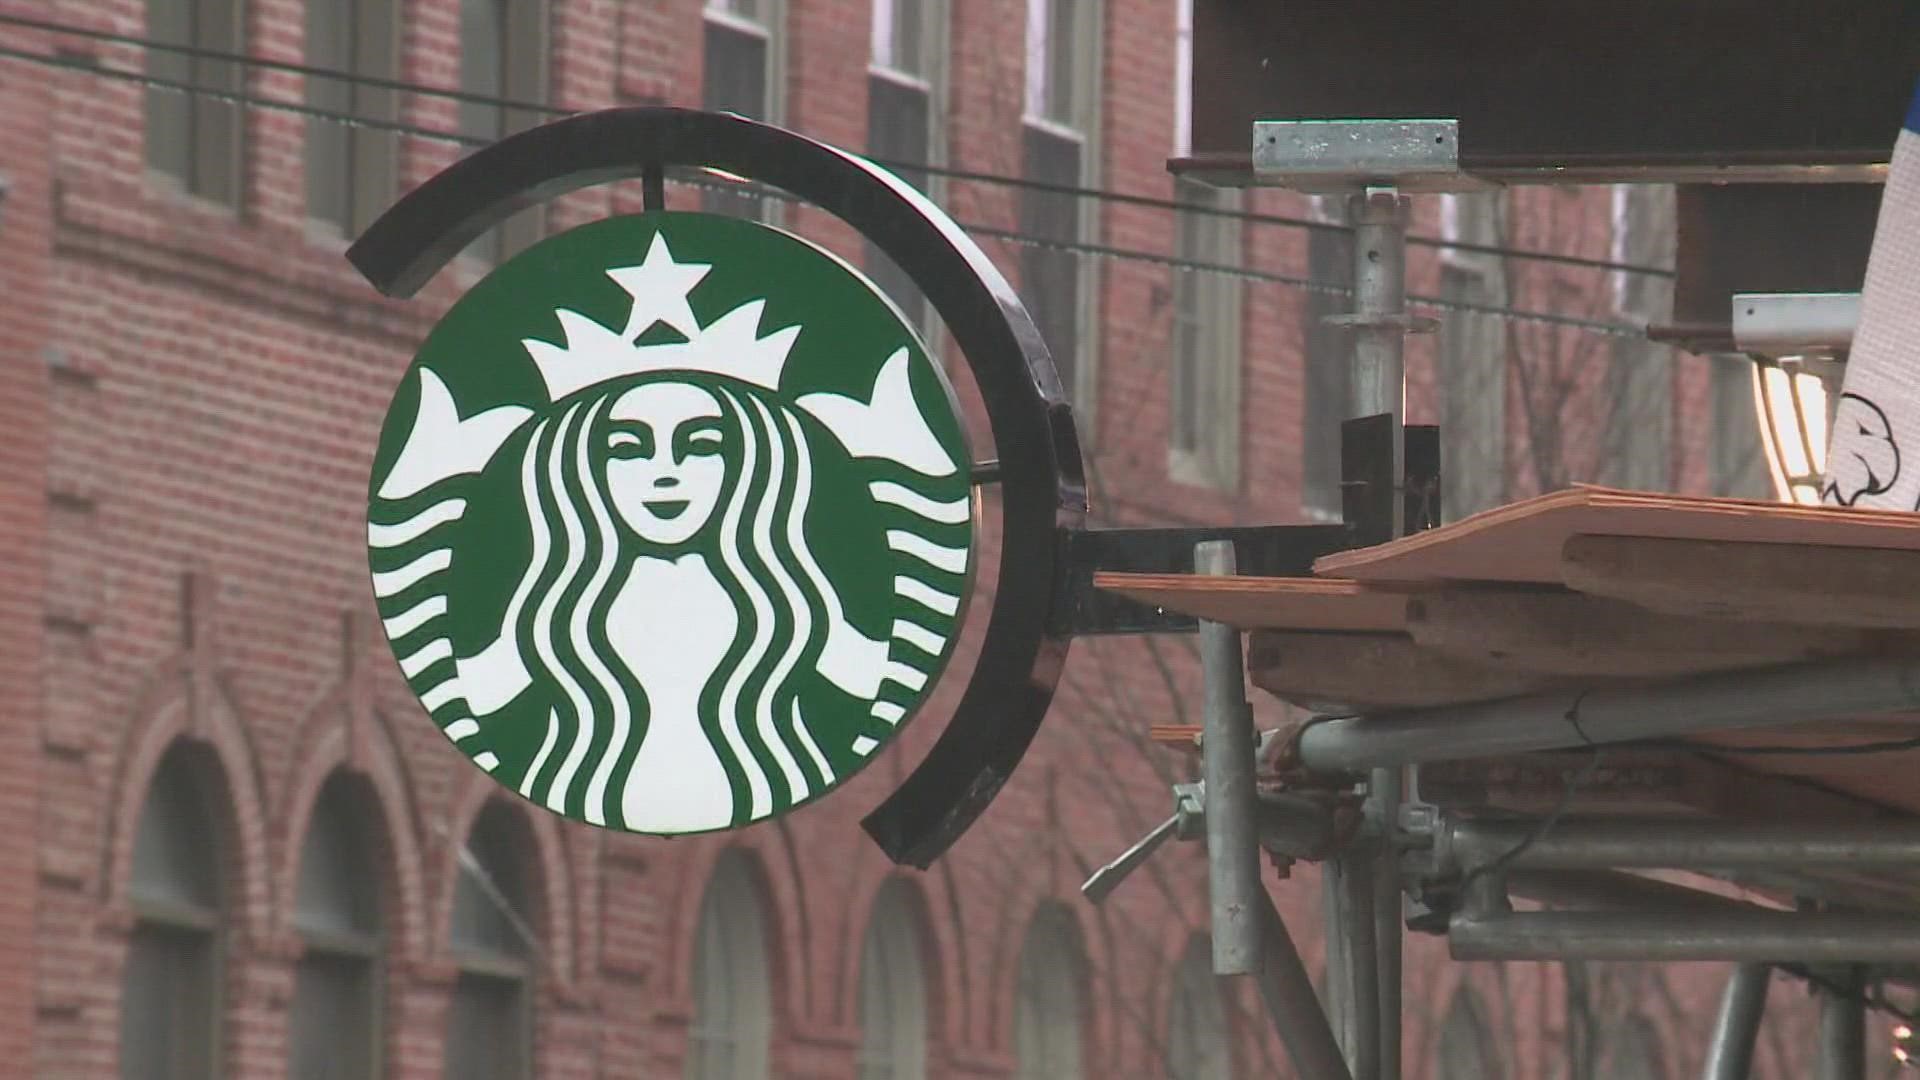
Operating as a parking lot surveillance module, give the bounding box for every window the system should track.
[290,774,384,1080]
[1165,938,1228,1080]
[1014,904,1085,1080]
[687,850,773,1080]
[1302,206,1355,517]
[1437,193,1511,519]
[1603,185,1676,491]
[703,0,783,220]
[145,0,244,205]
[857,880,928,1080]
[460,0,549,262]
[1169,179,1242,489]
[1021,0,1100,403]
[446,802,537,1080]
[1712,355,1772,498]
[306,0,398,237]
[866,0,945,335]
[121,743,225,1080]
[1438,987,1501,1080]
[1602,1014,1667,1080]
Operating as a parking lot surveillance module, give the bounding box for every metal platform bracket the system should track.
[1251,119,1494,193]
[1732,291,1860,358]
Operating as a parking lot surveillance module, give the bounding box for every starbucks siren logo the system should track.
[366,213,974,834]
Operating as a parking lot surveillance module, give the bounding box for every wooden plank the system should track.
[1091,572,1411,632]
[1561,534,1920,628]
[1686,718,1920,817]
[1403,587,1874,677]
[1246,631,1568,711]
[1312,485,1920,586]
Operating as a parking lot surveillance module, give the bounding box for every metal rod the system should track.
[1326,850,1381,1079]
[1370,768,1402,1080]
[1080,813,1179,905]
[1254,886,1355,1080]
[1702,964,1771,1080]
[1296,656,1920,772]
[1323,869,1349,1053]
[1817,968,1866,1080]
[1449,817,1920,872]
[1345,185,1408,1080]
[1450,910,1920,963]
[1348,188,1410,539]
[1197,540,1261,976]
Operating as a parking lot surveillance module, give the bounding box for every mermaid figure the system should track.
[366,228,971,833]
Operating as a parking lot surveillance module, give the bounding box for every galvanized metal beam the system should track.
[1295,656,1920,773]
[1450,909,1920,963]
[1197,540,1261,976]
[1447,817,1920,872]
[1817,969,1866,1080]
[1702,964,1770,1080]
[1254,887,1354,1080]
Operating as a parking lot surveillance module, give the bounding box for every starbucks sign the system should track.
[367,212,974,833]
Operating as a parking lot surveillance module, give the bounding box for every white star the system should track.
[606,233,712,342]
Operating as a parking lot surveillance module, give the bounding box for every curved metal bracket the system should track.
[347,106,1087,867]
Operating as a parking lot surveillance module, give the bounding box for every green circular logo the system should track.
[366,213,974,834]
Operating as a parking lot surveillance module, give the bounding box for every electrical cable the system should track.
[0,9,1678,280]
[1452,693,1605,898]
[0,40,1651,338]
[27,9,1920,1053]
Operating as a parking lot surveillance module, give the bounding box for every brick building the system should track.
[0,0,1863,1077]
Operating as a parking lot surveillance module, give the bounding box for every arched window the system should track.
[120,742,226,1080]
[459,0,549,261]
[857,879,929,1080]
[305,0,400,235]
[1439,986,1501,1080]
[446,801,538,1080]
[1014,903,1086,1080]
[1166,937,1229,1080]
[290,772,385,1080]
[688,850,773,1080]
[1604,1013,1667,1080]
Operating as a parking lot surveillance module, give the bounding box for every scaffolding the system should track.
[1079,106,1920,1079]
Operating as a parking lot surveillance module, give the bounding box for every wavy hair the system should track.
[504,375,842,830]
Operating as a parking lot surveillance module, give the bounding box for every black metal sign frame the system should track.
[347,106,1087,867]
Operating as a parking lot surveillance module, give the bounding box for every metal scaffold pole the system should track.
[1817,968,1866,1080]
[1701,964,1770,1080]
[1348,187,1410,537]
[1196,539,1261,975]
[1193,540,1354,1078]
[1241,119,1451,1080]
[1333,184,1414,1080]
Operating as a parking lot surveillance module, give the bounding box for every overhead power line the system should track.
[1,10,1676,280]
[0,39,1644,338]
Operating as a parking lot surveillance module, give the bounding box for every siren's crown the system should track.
[520,232,799,400]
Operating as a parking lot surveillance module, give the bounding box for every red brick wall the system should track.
[0,9,52,1070]
[1,0,1840,1078]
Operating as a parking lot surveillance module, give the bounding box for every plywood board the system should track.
[1313,485,1920,585]
[1688,717,1920,817]
[1403,588,1874,677]
[1246,631,1571,710]
[1092,573,1411,632]
[1562,534,1920,628]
